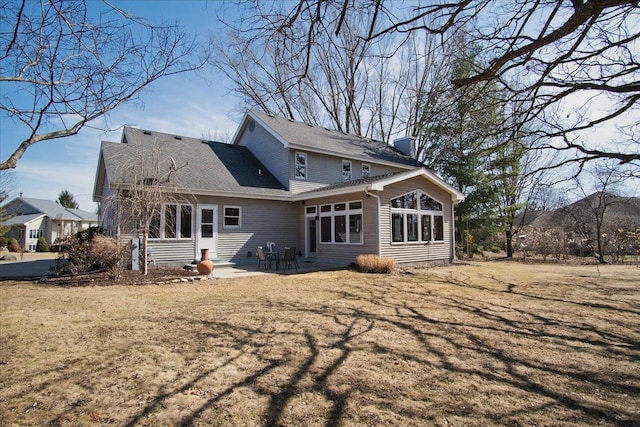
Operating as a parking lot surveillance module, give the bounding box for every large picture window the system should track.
[149,203,193,240]
[390,191,444,243]
[319,200,363,244]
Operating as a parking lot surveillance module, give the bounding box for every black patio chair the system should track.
[282,247,299,271]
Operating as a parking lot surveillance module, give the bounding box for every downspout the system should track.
[452,199,458,262]
[365,189,381,256]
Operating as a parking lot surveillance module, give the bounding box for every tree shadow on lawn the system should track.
[9,270,635,426]
[117,274,640,426]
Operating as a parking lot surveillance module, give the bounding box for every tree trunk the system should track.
[505,231,513,258]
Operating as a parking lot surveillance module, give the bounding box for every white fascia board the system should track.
[369,168,465,202]
[291,184,372,202]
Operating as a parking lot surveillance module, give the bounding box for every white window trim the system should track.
[362,163,371,178]
[223,205,242,229]
[319,200,363,245]
[342,159,352,182]
[295,151,308,180]
[390,191,445,244]
[150,203,194,240]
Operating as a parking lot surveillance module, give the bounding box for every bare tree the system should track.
[0,0,210,170]
[215,0,446,141]
[99,141,193,275]
[567,161,629,263]
[232,0,639,172]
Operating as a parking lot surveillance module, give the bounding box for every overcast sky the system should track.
[1,1,242,212]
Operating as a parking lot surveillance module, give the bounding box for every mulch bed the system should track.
[43,267,200,287]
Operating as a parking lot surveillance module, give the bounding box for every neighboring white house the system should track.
[93,110,464,267]
[1,197,98,251]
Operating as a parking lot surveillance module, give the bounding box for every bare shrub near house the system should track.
[89,235,127,281]
[356,254,396,274]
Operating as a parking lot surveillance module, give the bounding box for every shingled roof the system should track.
[243,110,423,169]
[98,127,288,199]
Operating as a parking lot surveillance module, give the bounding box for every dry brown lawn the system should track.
[1,262,638,426]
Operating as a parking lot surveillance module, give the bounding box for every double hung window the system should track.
[391,191,444,243]
[295,152,307,179]
[223,206,241,228]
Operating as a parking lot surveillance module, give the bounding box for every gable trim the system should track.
[292,168,465,203]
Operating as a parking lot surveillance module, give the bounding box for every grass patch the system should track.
[1,262,638,425]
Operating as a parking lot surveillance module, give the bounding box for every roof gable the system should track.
[293,168,465,202]
[2,197,96,221]
[237,110,423,169]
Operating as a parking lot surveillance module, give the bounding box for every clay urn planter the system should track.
[197,248,214,275]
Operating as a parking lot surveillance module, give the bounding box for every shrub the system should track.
[36,237,50,252]
[51,235,91,275]
[0,237,8,248]
[356,254,396,274]
[89,235,126,281]
[8,238,21,253]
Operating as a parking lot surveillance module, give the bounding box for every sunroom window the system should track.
[319,200,363,244]
[390,191,444,243]
[149,204,193,239]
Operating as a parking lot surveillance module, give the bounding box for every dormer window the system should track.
[342,160,352,182]
[295,152,307,179]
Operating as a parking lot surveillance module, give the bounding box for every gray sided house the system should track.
[92,110,464,267]
[1,197,98,251]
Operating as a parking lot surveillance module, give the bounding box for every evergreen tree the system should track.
[58,190,79,209]
[418,33,500,255]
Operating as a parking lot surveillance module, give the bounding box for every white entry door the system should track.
[196,204,218,259]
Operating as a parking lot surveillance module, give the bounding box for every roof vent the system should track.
[307,122,313,127]
[201,140,208,144]
[143,131,152,135]
[174,136,182,141]
[287,118,294,122]
[324,127,331,131]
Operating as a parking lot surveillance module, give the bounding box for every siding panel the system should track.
[236,124,290,189]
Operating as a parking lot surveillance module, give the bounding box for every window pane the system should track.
[362,164,370,178]
[420,193,442,211]
[295,152,307,178]
[165,205,176,238]
[342,160,352,182]
[320,216,332,242]
[149,209,161,239]
[407,214,419,241]
[306,206,316,214]
[180,205,192,238]
[349,214,362,243]
[320,205,332,212]
[392,213,404,242]
[434,216,444,241]
[334,215,346,242]
[334,203,346,211]
[421,215,431,241]
[391,192,417,209]
[349,201,362,210]
[202,209,213,224]
[225,207,240,217]
[224,217,240,226]
[201,224,213,238]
